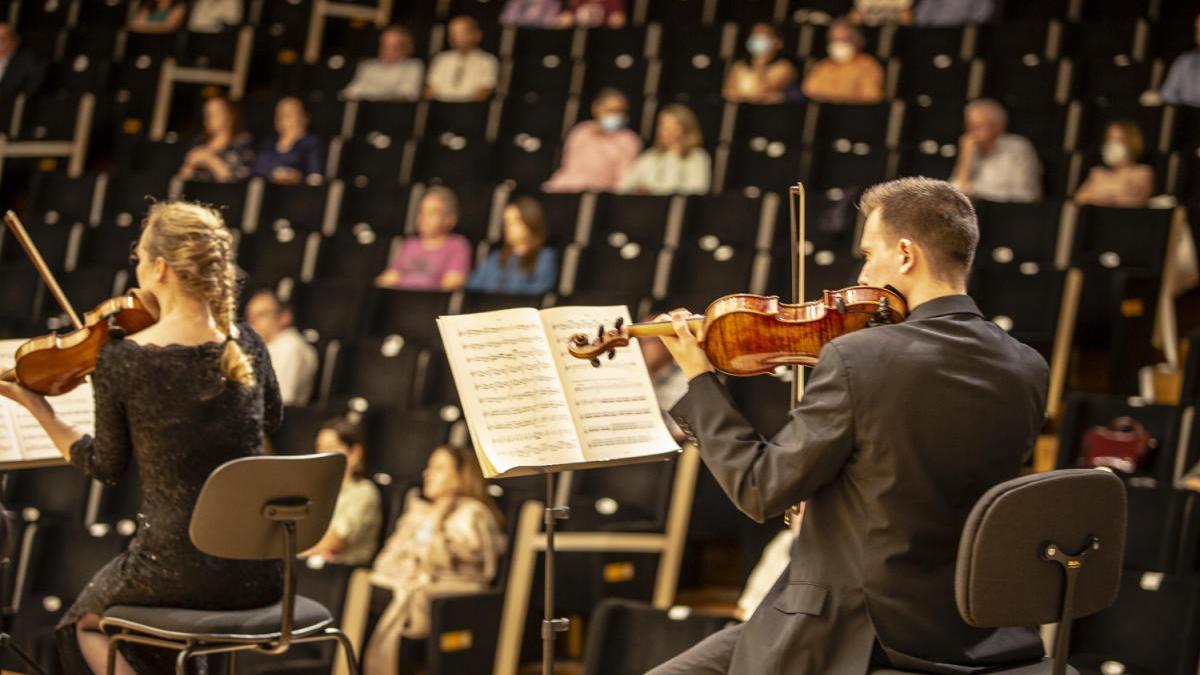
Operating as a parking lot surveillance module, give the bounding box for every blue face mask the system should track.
[747,34,772,56]
[599,113,627,133]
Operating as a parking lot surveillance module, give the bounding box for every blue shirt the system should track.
[253,133,325,179]
[467,247,558,295]
[1162,51,1200,107]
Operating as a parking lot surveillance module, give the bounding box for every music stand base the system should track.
[0,632,49,675]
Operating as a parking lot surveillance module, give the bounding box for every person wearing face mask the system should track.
[950,99,1041,203]
[467,196,558,294]
[363,445,505,675]
[723,23,799,104]
[801,19,884,104]
[1073,121,1155,208]
[543,88,643,192]
[342,25,425,101]
[618,103,712,195]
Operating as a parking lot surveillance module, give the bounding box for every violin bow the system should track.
[3,210,84,330]
[787,182,806,406]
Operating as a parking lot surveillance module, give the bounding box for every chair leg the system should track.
[331,629,361,675]
[175,645,194,675]
[106,632,123,675]
[227,650,237,675]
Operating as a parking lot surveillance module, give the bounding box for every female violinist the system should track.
[0,201,284,675]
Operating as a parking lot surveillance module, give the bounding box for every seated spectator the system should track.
[501,0,563,27]
[543,88,642,192]
[364,445,505,675]
[618,103,711,195]
[128,0,186,33]
[912,0,994,25]
[722,23,799,104]
[425,16,498,102]
[1161,14,1200,107]
[850,0,912,25]
[178,96,254,182]
[951,99,1042,203]
[555,0,626,28]
[244,289,318,406]
[801,20,884,104]
[187,0,243,33]
[252,97,324,184]
[468,196,558,295]
[0,23,46,111]
[375,186,472,291]
[1074,121,1155,208]
[302,419,383,566]
[342,25,424,102]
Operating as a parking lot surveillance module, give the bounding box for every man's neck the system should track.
[903,282,965,311]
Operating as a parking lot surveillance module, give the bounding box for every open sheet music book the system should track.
[437,305,680,478]
[0,339,91,468]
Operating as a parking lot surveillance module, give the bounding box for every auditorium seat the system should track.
[330,335,421,411]
[416,349,462,408]
[581,599,734,675]
[236,227,318,289]
[981,56,1068,108]
[260,182,333,234]
[1073,56,1156,106]
[290,280,370,345]
[781,189,862,258]
[349,100,419,142]
[459,290,548,314]
[658,24,729,98]
[25,171,99,227]
[366,289,454,348]
[62,26,120,61]
[445,180,502,246]
[535,192,585,246]
[412,135,495,186]
[178,179,250,231]
[580,44,651,99]
[11,92,90,141]
[668,233,757,296]
[969,266,1068,360]
[507,28,576,96]
[337,184,412,236]
[98,173,171,235]
[75,0,132,28]
[646,0,711,24]
[569,241,665,298]
[176,30,244,71]
[269,405,334,456]
[314,226,393,283]
[1056,394,1185,487]
[811,102,895,148]
[499,92,569,143]
[364,409,454,487]
[2,466,92,524]
[116,136,189,175]
[1064,19,1148,60]
[895,56,978,104]
[683,193,767,251]
[45,57,112,95]
[591,193,678,249]
[0,220,74,272]
[493,133,561,189]
[803,146,892,193]
[1075,101,1165,154]
[1006,102,1071,152]
[895,146,956,182]
[973,199,1063,270]
[722,137,805,194]
[109,57,163,121]
[766,251,860,301]
[0,266,44,337]
[426,101,492,139]
[335,136,408,187]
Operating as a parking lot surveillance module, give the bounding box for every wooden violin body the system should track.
[568,286,907,376]
[2,294,156,396]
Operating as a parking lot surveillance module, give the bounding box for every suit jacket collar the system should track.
[906,294,983,321]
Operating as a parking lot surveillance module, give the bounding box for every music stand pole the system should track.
[542,472,569,675]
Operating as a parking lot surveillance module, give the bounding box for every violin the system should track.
[0,211,157,396]
[567,285,907,376]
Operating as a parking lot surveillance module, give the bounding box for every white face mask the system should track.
[746,34,773,56]
[599,113,627,133]
[828,40,856,63]
[1101,140,1130,167]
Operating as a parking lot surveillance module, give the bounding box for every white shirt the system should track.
[617,148,712,195]
[958,133,1042,203]
[187,0,242,33]
[342,58,424,101]
[425,48,498,102]
[266,326,318,406]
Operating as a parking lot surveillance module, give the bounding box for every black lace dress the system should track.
[55,324,284,675]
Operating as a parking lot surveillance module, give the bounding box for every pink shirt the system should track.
[543,121,642,193]
[386,234,471,290]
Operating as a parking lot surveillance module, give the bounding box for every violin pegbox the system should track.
[567,316,626,367]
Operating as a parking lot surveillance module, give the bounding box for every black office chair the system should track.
[98,453,360,675]
[873,468,1126,675]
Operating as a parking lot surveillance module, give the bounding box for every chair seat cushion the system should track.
[102,595,333,641]
[871,657,1079,675]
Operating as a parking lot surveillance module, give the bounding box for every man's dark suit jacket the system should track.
[671,294,1049,675]
[0,49,46,119]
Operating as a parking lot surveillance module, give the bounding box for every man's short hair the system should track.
[859,177,979,281]
[964,98,1007,130]
[250,288,290,315]
[423,185,459,219]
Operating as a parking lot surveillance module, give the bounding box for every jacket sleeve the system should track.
[69,345,131,485]
[670,342,856,522]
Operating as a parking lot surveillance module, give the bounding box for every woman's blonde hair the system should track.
[655,103,704,156]
[142,201,255,387]
[437,445,504,526]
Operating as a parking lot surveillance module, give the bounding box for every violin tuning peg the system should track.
[589,358,601,368]
[607,349,617,360]
[614,316,624,330]
[596,324,605,340]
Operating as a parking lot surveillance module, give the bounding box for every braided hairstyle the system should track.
[142,201,255,387]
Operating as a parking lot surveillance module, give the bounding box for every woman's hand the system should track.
[0,379,50,417]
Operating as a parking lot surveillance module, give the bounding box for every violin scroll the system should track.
[569,317,626,367]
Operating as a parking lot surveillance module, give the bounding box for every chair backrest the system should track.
[955,468,1126,628]
[190,453,345,560]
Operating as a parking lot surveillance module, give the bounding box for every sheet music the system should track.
[540,306,680,463]
[0,339,91,464]
[437,310,585,475]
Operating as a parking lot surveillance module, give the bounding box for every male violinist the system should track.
[650,177,1049,674]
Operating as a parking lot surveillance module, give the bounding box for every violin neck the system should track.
[626,316,706,341]
[0,368,15,385]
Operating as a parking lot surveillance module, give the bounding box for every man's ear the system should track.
[897,238,916,275]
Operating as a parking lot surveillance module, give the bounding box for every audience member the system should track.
[178,96,254,183]
[342,25,424,102]
[556,0,626,28]
[1161,14,1200,107]
[375,186,472,291]
[301,419,383,566]
[951,99,1042,203]
[543,88,642,192]
[253,97,324,184]
[425,16,498,102]
[1074,121,1155,208]
[468,196,558,295]
[501,0,563,27]
[618,103,711,195]
[364,445,505,675]
[129,0,187,33]
[801,20,884,104]
[187,0,243,32]
[244,290,318,406]
[0,23,45,110]
[912,0,994,25]
[850,0,912,25]
[722,23,799,104]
